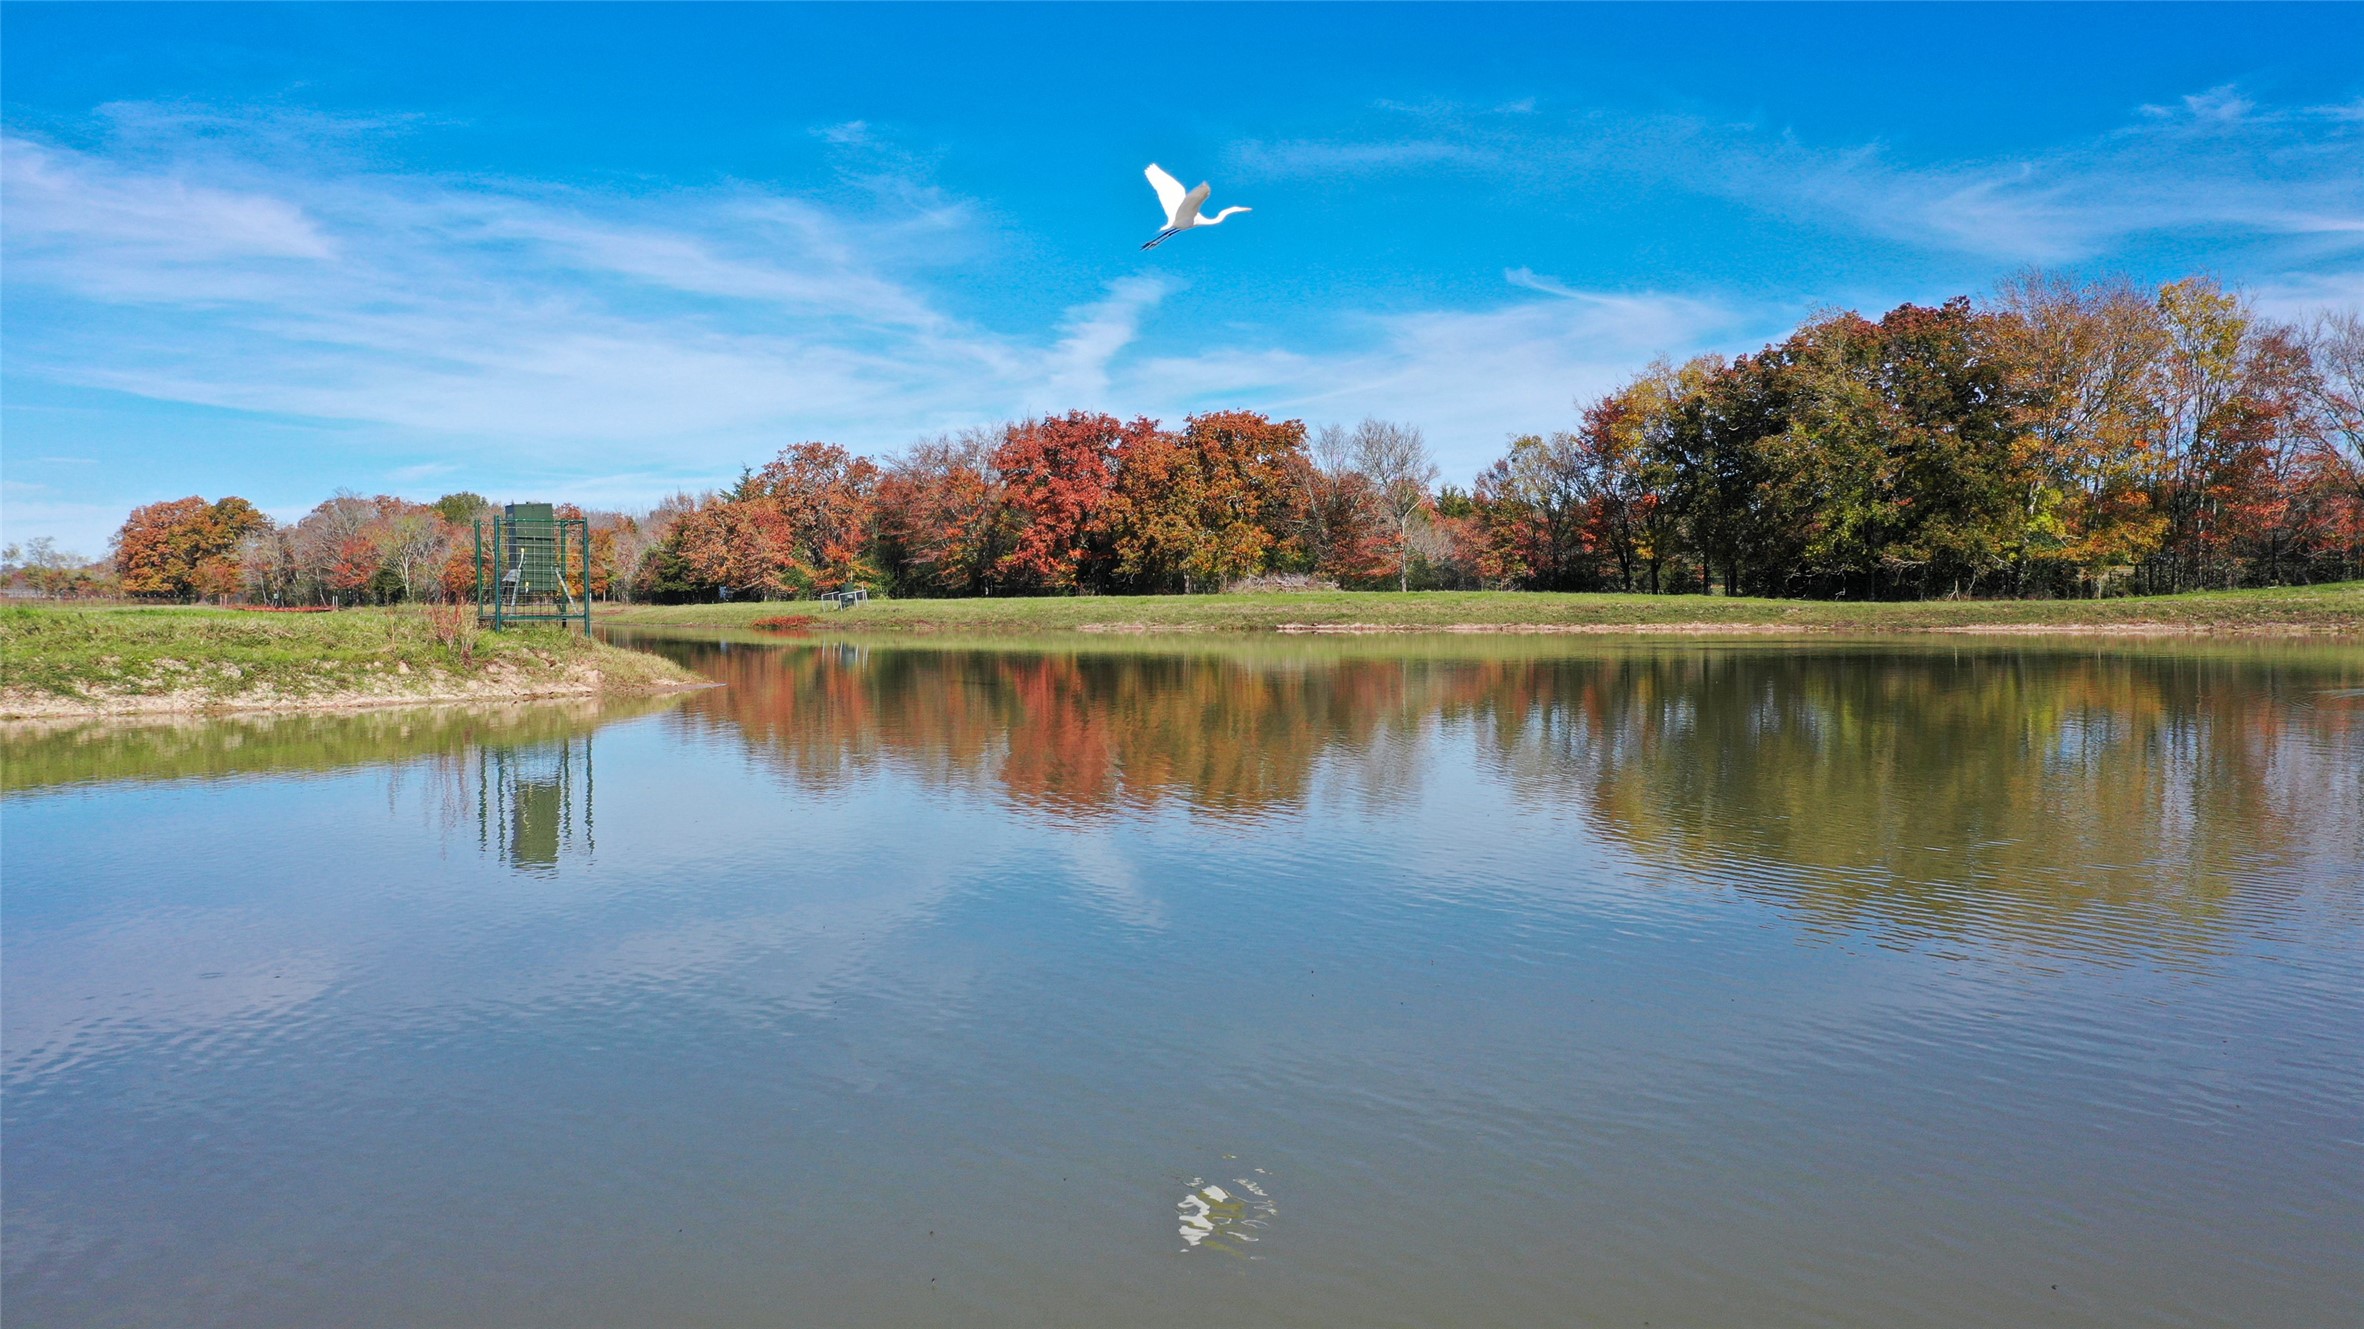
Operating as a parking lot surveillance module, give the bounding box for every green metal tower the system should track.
[474,502,593,632]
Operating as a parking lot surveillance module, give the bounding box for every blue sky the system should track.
[6,3,2362,553]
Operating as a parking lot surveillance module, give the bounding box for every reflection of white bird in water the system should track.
[1141,163,1251,249]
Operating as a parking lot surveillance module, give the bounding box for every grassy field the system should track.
[600,582,2364,637]
[0,605,704,718]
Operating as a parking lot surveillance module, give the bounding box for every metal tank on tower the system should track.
[474,502,592,633]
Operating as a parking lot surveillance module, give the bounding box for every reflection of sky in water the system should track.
[1178,1171,1274,1255]
[4,642,2361,1328]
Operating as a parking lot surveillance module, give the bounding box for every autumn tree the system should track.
[2148,276,2257,589]
[1422,487,1497,588]
[1475,434,1592,590]
[1105,411,1311,592]
[283,492,382,602]
[1645,303,2038,599]
[112,495,269,600]
[324,534,380,599]
[239,528,300,605]
[2305,309,2364,578]
[1868,299,2035,597]
[432,491,493,525]
[604,507,668,603]
[1994,270,2171,594]
[624,492,702,601]
[2312,310,2364,476]
[1300,424,1392,585]
[1574,358,1706,593]
[1348,419,1439,592]
[5,538,108,599]
[570,513,649,601]
[876,429,1011,596]
[380,506,451,603]
[992,412,1130,592]
[668,443,880,599]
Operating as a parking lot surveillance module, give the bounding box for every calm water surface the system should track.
[5,636,2361,1327]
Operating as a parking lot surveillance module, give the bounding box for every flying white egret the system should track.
[1141,163,1251,249]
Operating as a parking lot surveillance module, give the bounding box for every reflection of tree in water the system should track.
[665,639,2360,952]
[675,643,1444,819]
[1477,649,2364,954]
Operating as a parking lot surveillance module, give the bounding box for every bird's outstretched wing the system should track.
[1145,163,1187,226]
[1174,182,1211,228]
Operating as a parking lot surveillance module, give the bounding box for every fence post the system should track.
[492,520,504,633]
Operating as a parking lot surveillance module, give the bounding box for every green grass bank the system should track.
[601,582,2364,638]
[0,606,706,719]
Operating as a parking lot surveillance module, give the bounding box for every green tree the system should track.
[432,492,493,525]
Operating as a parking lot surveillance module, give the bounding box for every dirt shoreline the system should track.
[1238,620,2347,638]
[0,675,715,721]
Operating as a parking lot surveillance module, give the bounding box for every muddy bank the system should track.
[0,670,714,720]
[1253,620,2345,638]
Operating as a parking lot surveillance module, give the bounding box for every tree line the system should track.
[54,269,2364,606]
[86,491,671,608]
[1506,274,2364,598]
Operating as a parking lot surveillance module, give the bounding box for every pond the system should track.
[5,635,2361,1327]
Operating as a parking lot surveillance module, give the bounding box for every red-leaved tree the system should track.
[993,412,1130,592]
[877,430,1009,595]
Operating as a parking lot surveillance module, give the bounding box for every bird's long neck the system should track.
[1198,207,1248,226]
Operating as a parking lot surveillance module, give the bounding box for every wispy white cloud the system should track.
[1118,273,1745,471]
[0,495,123,554]
[1233,136,1495,176]
[4,134,334,270]
[1739,93,2364,262]
[1040,276,1174,409]
[1236,86,2364,266]
[2,125,1020,453]
[2141,85,2257,124]
[2247,269,2364,322]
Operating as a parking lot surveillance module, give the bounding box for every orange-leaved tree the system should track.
[113,496,270,600]
[1105,411,1311,592]
[672,442,880,598]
